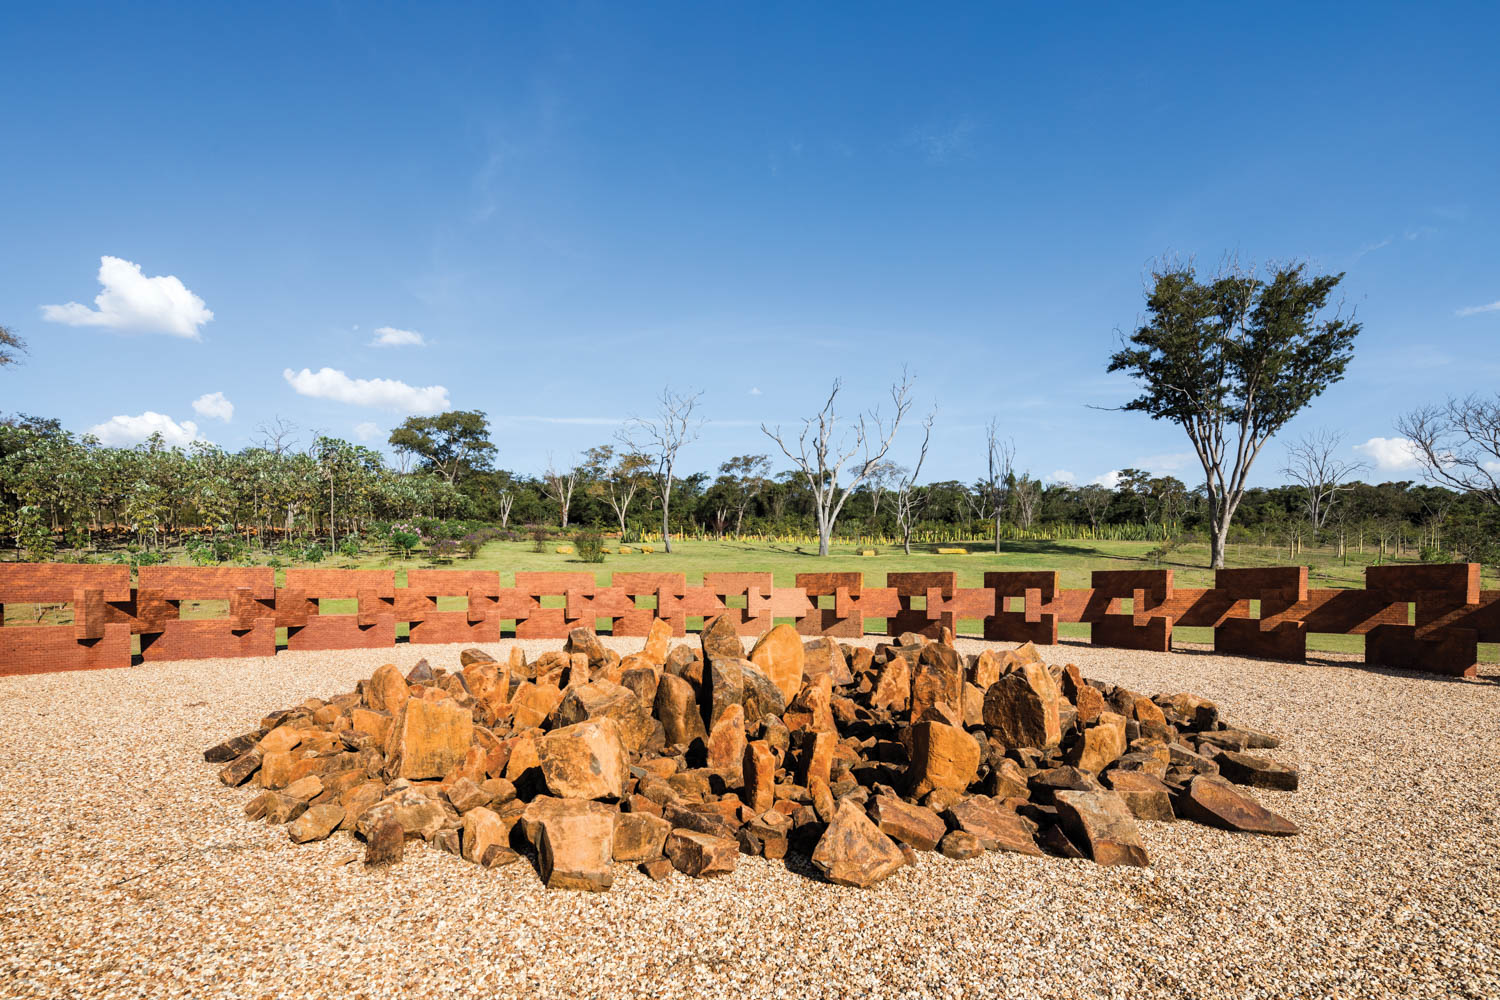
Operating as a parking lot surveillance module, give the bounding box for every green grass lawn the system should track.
[8,537,1496,661]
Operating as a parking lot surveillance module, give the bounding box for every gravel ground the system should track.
[2,636,1497,1000]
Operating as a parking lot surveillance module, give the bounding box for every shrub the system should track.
[391,529,420,557]
[338,537,362,558]
[429,538,460,563]
[530,524,548,553]
[576,529,606,563]
[460,532,486,559]
[301,543,326,564]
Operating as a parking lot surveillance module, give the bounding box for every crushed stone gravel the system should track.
[1,637,1496,1000]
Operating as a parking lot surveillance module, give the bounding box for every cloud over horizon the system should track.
[88,411,204,447]
[192,391,234,422]
[1455,300,1500,317]
[1354,436,1421,472]
[282,367,450,413]
[42,256,213,338]
[370,326,427,347]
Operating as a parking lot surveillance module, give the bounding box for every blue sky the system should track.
[3,2,1496,487]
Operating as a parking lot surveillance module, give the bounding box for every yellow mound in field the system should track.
[936,547,967,555]
[555,545,574,554]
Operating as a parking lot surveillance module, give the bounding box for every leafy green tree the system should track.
[1108,260,1361,568]
[388,410,496,484]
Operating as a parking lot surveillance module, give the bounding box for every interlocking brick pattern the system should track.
[2,564,1495,677]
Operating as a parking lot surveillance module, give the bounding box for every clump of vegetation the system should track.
[576,529,607,563]
[530,524,549,553]
[428,538,460,563]
[390,524,421,558]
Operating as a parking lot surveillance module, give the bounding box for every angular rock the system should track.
[939,829,984,860]
[536,718,629,800]
[810,799,906,888]
[510,682,565,731]
[802,637,851,687]
[1101,770,1175,822]
[946,796,1042,855]
[653,672,707,748]
[705,703,747,781]
[739,662,788,721]
[640,858,674,881]
[704,655,745,729]
[218,749,263,787]
[665,830,738,877]
[613,811,672,862]
[365,663,410,714]
[288,803,345,843]
[1054,790,1149,867]
[365,816,404,867]
[983,666,1061,748]
[1214,750,1299,791]
[641,618,673,666]
[387,698,473,780]
[749,623,806,703]
[1067,712,1127,774]
[1179,776,1299,835]
[204,732,261,764]
[538,801,616,891]
[554,680,653,752]
[867,794,946,852]
[906,721,979,798]
[461,806,508,863]
[700,614,745,662]
[741,740,776,814]
[445,776,490,813]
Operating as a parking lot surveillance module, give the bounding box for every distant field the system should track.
[6,537,1495,661]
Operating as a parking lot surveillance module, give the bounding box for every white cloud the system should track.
[748,387,763,396]
[88,411,204,447]
[191,391,234,422]
[1047,470,1076,484]
[353,421,381,441]
[370,326,427,347]
[41,256,213,338]
[1091,470,1123,489]
[1354,436,1421,472]
[282,367,450,413]
[1456,300,1500,317]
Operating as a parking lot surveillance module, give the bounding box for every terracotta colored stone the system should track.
[704,655,744,729]
[640,858,674,880]
[810,800,906,888]
[700,614,744,662]
[641,618,673,666]
[802,637,851,687]
[665,830,739,877]
[946,796,1042,856]
[742,741,776,814]
[906,721,980,798]
[386,698,473,781]
[1179,776,1299,835]
[867,794,946,851]
[283,775,324,802]
[1067,712,1128,773]
[795,730,837,788]
[1102,770,1176,822]
[613,811,672,862]
[510,682,565,730]
[257,750,295,789]
[653,672,707,748]
[1214,750,1299,791]
[538,802,616,891]
[1073,685,1106,725]
[219,749,262,787]
[739,661,788,721]
[983,666,1061,749]
[536,718,629,800]
[786,673,836,733]
[365,663,410,714]
[939,829,984,860]
[461,806,507,863]
[870,656,911,712]
[288,803,345,843]
[554,679,653,752]
[749,623,806,703]
[705,703,747,781]
[364,816,404,866]
[1054,790,1149,867]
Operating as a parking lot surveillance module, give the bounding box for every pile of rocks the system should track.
[206,617,1300,890]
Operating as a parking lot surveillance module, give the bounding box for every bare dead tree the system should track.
[619,387,704,553]
[0,324,26,367]
[542,454,583,529]
[1011,474,1043,530]
[895,410,935,554]
[1077,484,1111,532]
[983,420,1014,552]
[1280,429,1366,542]
[254,416,300,457]
[762,372,916,556]
[496,489,515,529]
[864,460,902,523]
[1397,394,1500,507]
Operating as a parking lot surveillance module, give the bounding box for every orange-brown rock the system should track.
[461,806,508,863]
[907,721,980,798]
[664,830,738,877]
[749,623,805,703]
[811,800,906,888]
[742,741,776,814]
[1054,790,1149,867]
[705,703,747,781]
[510,682,565,731]
[536,718,628,800]
[386,697,473,780]
[612,811,671,862]
[365,663,410,714]
[1067,712,1128,774]
[641,618,673,666]
[537,800,615,891]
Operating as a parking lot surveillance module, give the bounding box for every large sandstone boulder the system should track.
[1179,776,1299,835]
[945,797,1041,856]
[1066,712,1127,773]
[536,718,628,800]
[867,794,946,852]
[906,721,979,798]
[553,680,653,752]
[386,698,473,780]
[665,830,738,877]
[982,665,1061,748]
[749,623,805,703]
[811,800,906,888]
[653,673,707,747]
[1054,790,1149,867]
[537,800,616,891]
[700,614,744,662]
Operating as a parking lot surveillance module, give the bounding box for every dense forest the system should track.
[3,409,1495,566]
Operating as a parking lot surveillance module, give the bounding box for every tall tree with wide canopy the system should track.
[1108,261,1360,568]
[388,410,496,485]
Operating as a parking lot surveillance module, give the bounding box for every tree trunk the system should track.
[661,504,672,554]
[993,514,1001,554]
[1209,519,1230,570]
